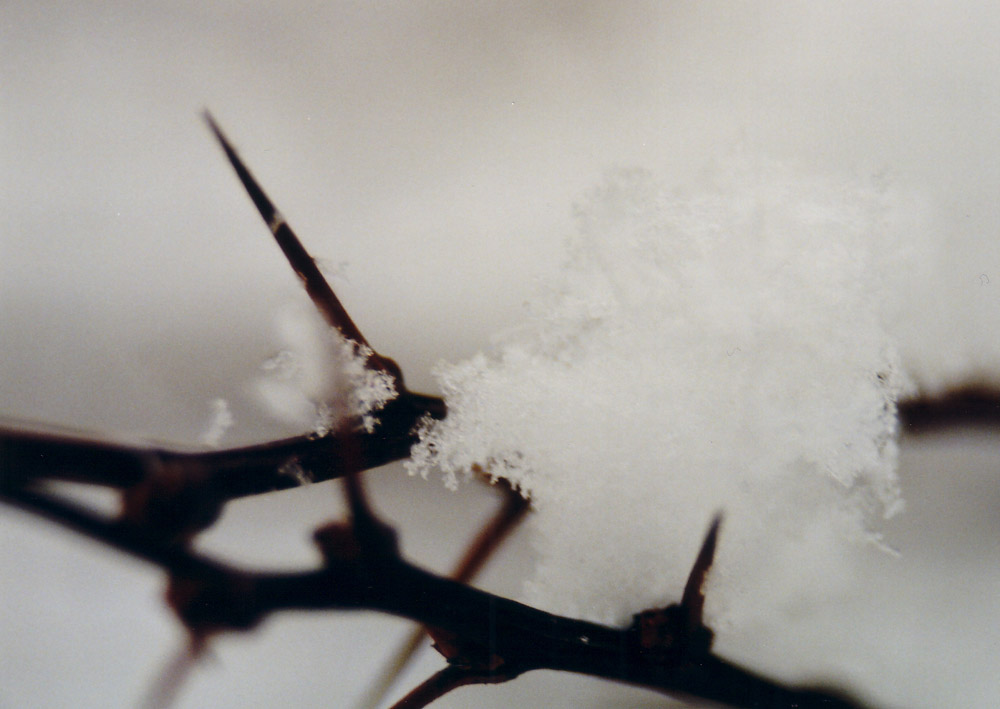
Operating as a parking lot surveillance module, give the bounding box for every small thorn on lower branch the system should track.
[138,637,207,709]
[629,513,723,663]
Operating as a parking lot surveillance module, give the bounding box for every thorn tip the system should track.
[680,511,723,628]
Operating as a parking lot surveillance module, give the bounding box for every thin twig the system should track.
[388,665,513,709]
[138,638,207,709]
[449,481,530,585]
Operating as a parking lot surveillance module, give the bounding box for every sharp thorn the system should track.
[203,111,371,349]
[680,512,722,628]
[204,112,448,413]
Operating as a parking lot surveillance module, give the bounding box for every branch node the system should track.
[120,460,224,545]
[628,513,723,664]
[313,521,362,563]
[628,604,714,664]
[166,570,262,635]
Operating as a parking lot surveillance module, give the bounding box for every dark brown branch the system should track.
[1,382,438,493]
[899,385,1000,432]
[0,425,155,489]
[0,481,867,709]
[2,484,238,587]
[363,480,530,708]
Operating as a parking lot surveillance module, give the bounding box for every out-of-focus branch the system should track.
[0,398,431,496]
[899,386,1000,432]
[388,665,514,709]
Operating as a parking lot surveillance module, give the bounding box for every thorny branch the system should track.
[361,476,530,709]
[1,115,993,707]
[1,473,863,709]
[1,113,445,542]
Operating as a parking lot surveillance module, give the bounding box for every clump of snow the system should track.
[199,397,234,448]
[408,160,913,626]
[254,305,397,435]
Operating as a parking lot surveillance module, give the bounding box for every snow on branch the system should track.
[0,470,865,709]
[2,117,998,708]
[409,162,911,627]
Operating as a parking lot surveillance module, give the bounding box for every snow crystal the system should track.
[408,159,913,626]
[199,398,234,448]
[254,305,397,436]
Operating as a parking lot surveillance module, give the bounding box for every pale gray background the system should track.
[2,3,999,707]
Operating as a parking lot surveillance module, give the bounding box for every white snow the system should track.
[409,160,913,625]
[198,398,234,448]
[253,305,397,436]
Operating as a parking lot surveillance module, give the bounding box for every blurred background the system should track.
[2,3,998,707]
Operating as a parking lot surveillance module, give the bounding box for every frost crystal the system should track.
[255,306,397,435]
[408,161,912,625]
[199,398,234,448]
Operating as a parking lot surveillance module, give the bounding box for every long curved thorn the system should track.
[203,111,370,349]
[681,512,722,629]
